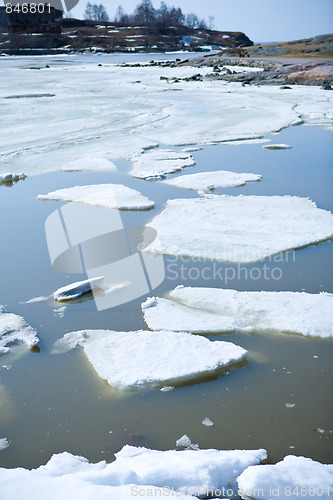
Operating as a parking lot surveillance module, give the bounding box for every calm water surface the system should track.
[0,114,332,472]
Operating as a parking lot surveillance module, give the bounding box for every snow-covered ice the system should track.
[142,297,243,334]
[163,170,262,192]
[38,184,154,210]
[202,417,214,427]
[0,438,9,451]
[176,434,199,450]
[0,446,267,499]
[237,455,333,500]
[0,172,26,183]
[52,329,247,390]
[263,144,292,150]
[53,277,104,301]
[166,287,333,338]
[145,195,333,263]
[61,158,117,172]
[0,306,39,355]
[130,149,195,180]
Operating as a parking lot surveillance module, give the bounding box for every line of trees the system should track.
[84,0,215,30]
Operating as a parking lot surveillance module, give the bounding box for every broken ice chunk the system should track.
[237,455,333,500]
[53,277,104,301]
[163,170,262,192]
[145,195,333,263]
[53,329,247,390]
[0,438,9,451]
[176,435,199,450]
[38,184,154,210]
[202,417,214,427]
[0,306,39,355]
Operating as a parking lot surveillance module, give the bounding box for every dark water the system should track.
[0,124,332,471]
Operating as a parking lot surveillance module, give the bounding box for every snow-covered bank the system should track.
[237,455,333,500]
[161,287,333,338]
[0,306,39,355]
[52,329,247,390]
[145,195,333,263]
[38,184,154,210]
[0,446,267,499]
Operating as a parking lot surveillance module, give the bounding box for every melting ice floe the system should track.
[144,195,333,263]
[53,277,105,301]
[130,149,195,180]
[163,170,262,192]
[237,456,333,500]
[0,446,267,498]
[37,184,154,210]
[0,438,9,451]
[52,329,247,390]
[0,306,39,355]
[150,287,333,339]
[61,158,117,172]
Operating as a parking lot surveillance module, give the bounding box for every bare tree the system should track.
[185,13,199,29]
[134,0,156,26]
[208,15,215,30]
[84,2,110,22]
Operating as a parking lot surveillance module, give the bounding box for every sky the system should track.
[68,0,333,43]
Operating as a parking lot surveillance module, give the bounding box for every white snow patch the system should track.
[176,435,199,450]
[145,195,333,263]
[0,438,9,451]
[163,170,262,192]
[130,149,195,180]
[0,446,267,499]
[53,329,247,390]
[61,158,117,172]
[53,277,104,301]
[263,143,292,150]
[237,455,333,500]
[142,297,243,334]
[0,307,39,355]
[168,287,333,339]
[202,417,214,427]
[38,184,154,210]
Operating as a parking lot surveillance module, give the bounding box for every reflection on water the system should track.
[0,124,332,470]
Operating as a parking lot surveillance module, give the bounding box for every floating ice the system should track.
[53,277,104,301]
[202,417,214,427]
[0,438,9,451]
[167,287,333,339]
[222,138,271,146]
[38,184,154,210]
[61,158,117,172]
[163,170,262,192]
[237,455,333,500]
[130,149,195,180]
[0,306,39,355]
[0,173,26,183]
[0,446,267,499]
[145,195,333,263]
[175,435,199,450]
[53,329,247,390]
[263,144,292,150]
[142,297,242,334]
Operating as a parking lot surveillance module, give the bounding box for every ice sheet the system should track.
[145,195,333,263]
[163,170,262,192]
[168,286,333,338]
[130,149,195,180]
[0,306,39,355]
[52,329,247,390]
[53,277,104,301]
[38,184,154,210]
[237,455,333,500]
[0,446,267,499]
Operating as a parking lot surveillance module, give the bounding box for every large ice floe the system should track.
[153,286,333,338]
[0,446,267,499]
[145,195,333,263]
[52,329,247,390]
[0,306,39,355]
[163,170,262,192]
[53,277,104,301]
[130,149,195,180]
[37,184,154,210]
[237,455,333,500]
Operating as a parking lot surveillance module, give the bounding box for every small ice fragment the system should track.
[53,277,104,301]
[263,143,292,150]
[23,296,49,304]
[160,386,174,392]
[0,438,9,451]
[202,417,214,427]
[0,173,26,183]
[317,428,325,434]
[0,306,39,355]
[285,403,295,408]
[313,355,319,359]
[2,365,12,370]
[176,434,199,450]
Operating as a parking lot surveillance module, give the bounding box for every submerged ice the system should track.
[145,195,333,263]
